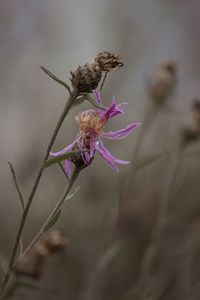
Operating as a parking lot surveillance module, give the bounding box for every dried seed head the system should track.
[15,230,68,279]
[43,230,68,253]
[70,62,102,93]
[95,51,123,72]
[147,61,177,104]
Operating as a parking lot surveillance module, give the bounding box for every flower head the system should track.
[95,51,123,72]
[50,90,140,176]
[70,62,102,93]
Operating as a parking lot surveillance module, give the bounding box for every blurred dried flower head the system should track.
[94,51,123,72]
[181,99,200,146]
[70,61,102,93]
[15,230,68,279]
[147,61,177,104]
[43,229,68,254]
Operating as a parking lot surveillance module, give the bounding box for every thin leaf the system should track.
[85,95,105,109]
[44,150,85,168]
[43,209,61,233]
[40,66,71,94]
[64,186,80,202]
[136,153,163,171]
[58,162,69,182]
[7,161,24,210]
[73,95,88,106]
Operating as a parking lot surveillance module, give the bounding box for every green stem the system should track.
[1,90,78,292]
[14,167,80,264]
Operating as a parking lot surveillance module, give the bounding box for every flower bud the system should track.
[95,51,123,72]
[70,62,102,93]
[147,61,177,105]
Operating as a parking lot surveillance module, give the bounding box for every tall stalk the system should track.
[1,90,78,292]
[121,103,158,204]
[15,167,80,265]
[138,146,184,300]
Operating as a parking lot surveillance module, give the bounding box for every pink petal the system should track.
[95,140,130,172]
[89,130,95,158]
[95,142,119,172]
[93,89,102,104]
[64,160,72,177]
[103,123,141,139]
[50,143,74,157]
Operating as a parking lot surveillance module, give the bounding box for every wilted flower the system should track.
[95,51,123,72]
[147,61,177,104]
[50,90,140,175]
[70,61,102,93]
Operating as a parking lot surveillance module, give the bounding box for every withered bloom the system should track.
[70,51,123,93]
[70,61,102,93]
[95,51,123,72]
[15,230,68,279]
[147,61,177,104]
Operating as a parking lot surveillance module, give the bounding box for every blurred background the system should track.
[1,0,200,299]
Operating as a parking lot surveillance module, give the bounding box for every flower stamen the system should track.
[75,111,104,135]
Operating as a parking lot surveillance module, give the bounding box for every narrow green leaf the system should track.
[40,66,71,94]
[136,153,163,171]
[44,150,85,168]
[7,161,24,210]
[85,95,105,109]
[43,209,61,233]
[64,186,80,202]
[58,162,69,182]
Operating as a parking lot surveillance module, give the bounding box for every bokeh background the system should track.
[1,0,200,299]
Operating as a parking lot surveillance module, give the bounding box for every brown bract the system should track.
[70,62,102,93]
[95,51,123,72]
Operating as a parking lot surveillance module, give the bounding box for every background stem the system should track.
[138,146,184,299]
[120,103,158,204]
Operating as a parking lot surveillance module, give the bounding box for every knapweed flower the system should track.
[50,90,140,176]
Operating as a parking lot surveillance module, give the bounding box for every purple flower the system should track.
[50,90,140,176]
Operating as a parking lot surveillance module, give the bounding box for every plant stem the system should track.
[139,146,184,300]
[1,90,78,292]
[120,103,158,204]
[15,167,80,264]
